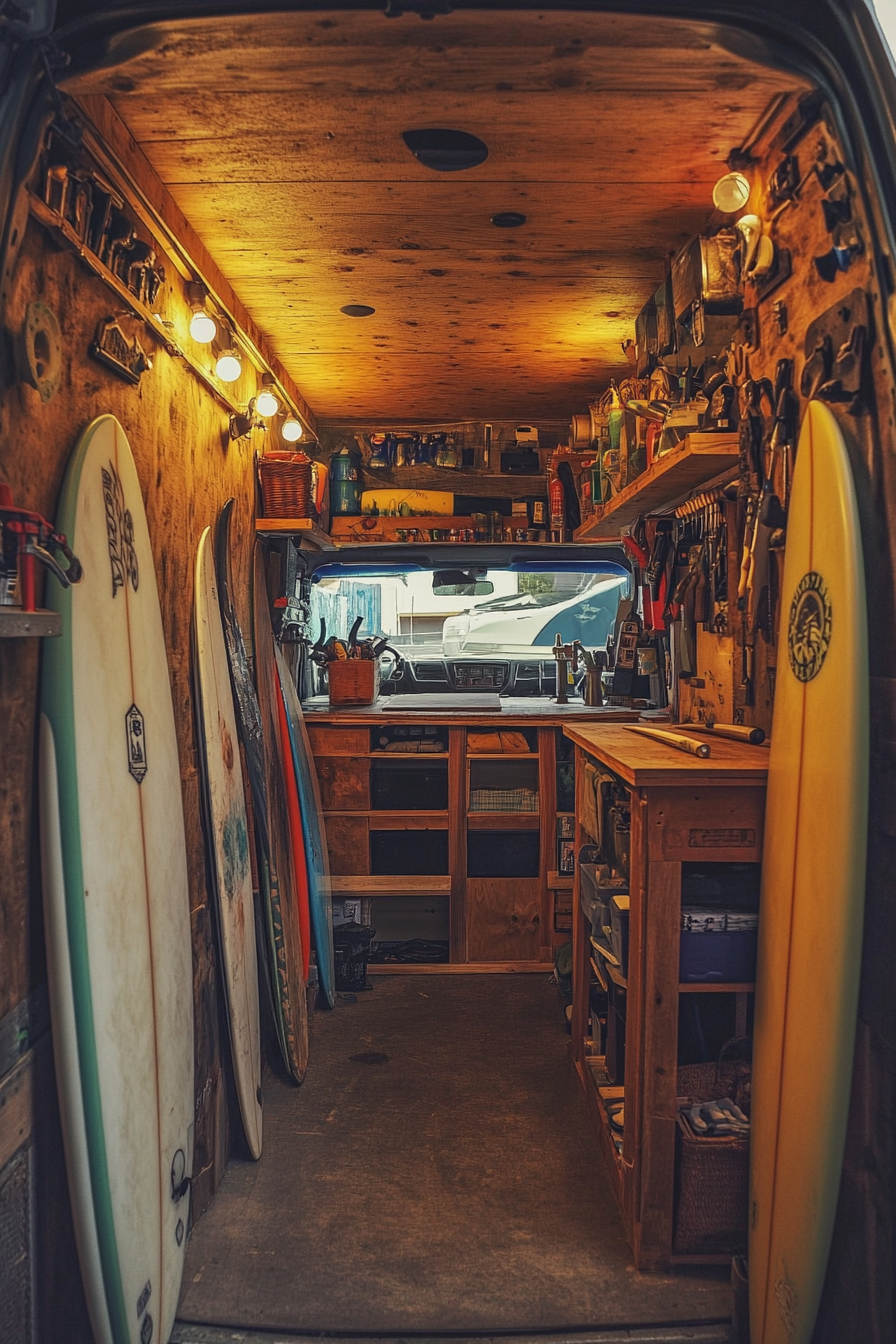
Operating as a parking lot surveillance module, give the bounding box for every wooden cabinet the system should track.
[306,707,638,969]
[563,723,769,1270]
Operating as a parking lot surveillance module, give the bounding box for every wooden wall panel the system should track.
[316,757,370,811]
[0,211,259,1251]
[325,815,369,875]
[465,878,541,962]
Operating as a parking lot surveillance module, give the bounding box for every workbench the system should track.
[562,722,769,1269]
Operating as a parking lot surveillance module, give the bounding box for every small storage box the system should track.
[679,930,757,983]
[327,658,380,706]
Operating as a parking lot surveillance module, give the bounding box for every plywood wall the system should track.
[0,207,261,1334]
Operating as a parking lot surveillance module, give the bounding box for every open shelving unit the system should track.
[563,722,768,1270]
[306,714,605,970]
[574,431,739,541]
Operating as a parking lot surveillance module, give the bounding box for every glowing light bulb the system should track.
[282,417,303,443]
[712,171,751,213]
[256,387,280,417]
[189,307,217,343]
[215,350,241,383]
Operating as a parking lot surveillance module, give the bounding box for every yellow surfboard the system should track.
[749,401,868,1344]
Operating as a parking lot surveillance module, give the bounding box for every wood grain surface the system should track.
[64,10,807,420]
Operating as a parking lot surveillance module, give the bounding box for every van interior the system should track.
[2,4,895,1344]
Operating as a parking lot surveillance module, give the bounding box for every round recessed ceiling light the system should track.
[340,304,376,317]
[491,211,527,228]
[402,128,488,172]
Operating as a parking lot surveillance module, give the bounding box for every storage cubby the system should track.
[468,757,539,813]
[466,726,537,753]
[371,724,447,753]
[370,828,449,875]
[556,729,576,813]
[370,758,449,811]
[369,895,450,944]
[467,829,539,877]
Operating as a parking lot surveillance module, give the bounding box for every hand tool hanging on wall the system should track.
[0,485,83,609]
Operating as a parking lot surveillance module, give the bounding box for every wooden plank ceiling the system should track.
[65,10,805,425]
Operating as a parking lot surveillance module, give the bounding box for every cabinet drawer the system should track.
[648,786,765,862]
[306,725,369,755]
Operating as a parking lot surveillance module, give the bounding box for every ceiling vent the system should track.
[402,128,489,172]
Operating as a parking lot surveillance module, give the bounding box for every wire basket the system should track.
[258,451,313,519]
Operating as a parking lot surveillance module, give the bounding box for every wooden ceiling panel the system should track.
[90,93,742,185]
[66,9,809,422]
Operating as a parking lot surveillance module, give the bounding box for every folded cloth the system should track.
[466,730,504,752]
[469,788,539,812]
[682,1097,750,1138]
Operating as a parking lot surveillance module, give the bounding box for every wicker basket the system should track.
[673,1038,752,1254]
[673,1114,750,1254]
[327,658,380,707]
[258,451,313,519]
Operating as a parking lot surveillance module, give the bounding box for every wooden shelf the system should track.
[29,192,246,419]
[591,940,627,989]
[466,812,539,829]
[548,871,574,890]
[330,514,473,544]
[574,432,739,541]
[679,982,755,993]
[0,608,61,638]
[322,809,448,817]
[255,517,336,549]
[367,961,548,975]
[330,875,451,896]
[466,752,539,759]
[590,956,608,992]
[370,752,449,758]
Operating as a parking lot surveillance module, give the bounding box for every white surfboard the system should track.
[749,401,869,1344]
[40,415,194,1344]
[193,525,262,1160]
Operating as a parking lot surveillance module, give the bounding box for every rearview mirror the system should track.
[432,569,494,597]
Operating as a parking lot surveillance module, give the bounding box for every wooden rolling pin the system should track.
[686,721,767,745]
[625,725,711,758]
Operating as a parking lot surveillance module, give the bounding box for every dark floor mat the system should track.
[178,975,731,1333]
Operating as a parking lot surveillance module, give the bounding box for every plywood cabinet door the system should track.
[465,878,541,962]
[316,756,370,811]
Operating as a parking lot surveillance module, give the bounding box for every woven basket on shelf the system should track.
[258,451,314,519]
[673,1038,752,1255]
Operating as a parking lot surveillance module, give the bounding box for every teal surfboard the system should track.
[39,415,194,1344]
[275,645,336,1008]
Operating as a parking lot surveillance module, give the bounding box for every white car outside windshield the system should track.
[310,569,628,660]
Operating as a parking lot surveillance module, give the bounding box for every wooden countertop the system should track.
[564,722,770,786]
[302,695,642,725]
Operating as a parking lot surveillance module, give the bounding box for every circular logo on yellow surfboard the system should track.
[788,572,832,682]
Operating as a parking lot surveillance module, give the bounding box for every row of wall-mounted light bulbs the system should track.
[186,283,303,442]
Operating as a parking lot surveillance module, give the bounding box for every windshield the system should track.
[309,569,629,659]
